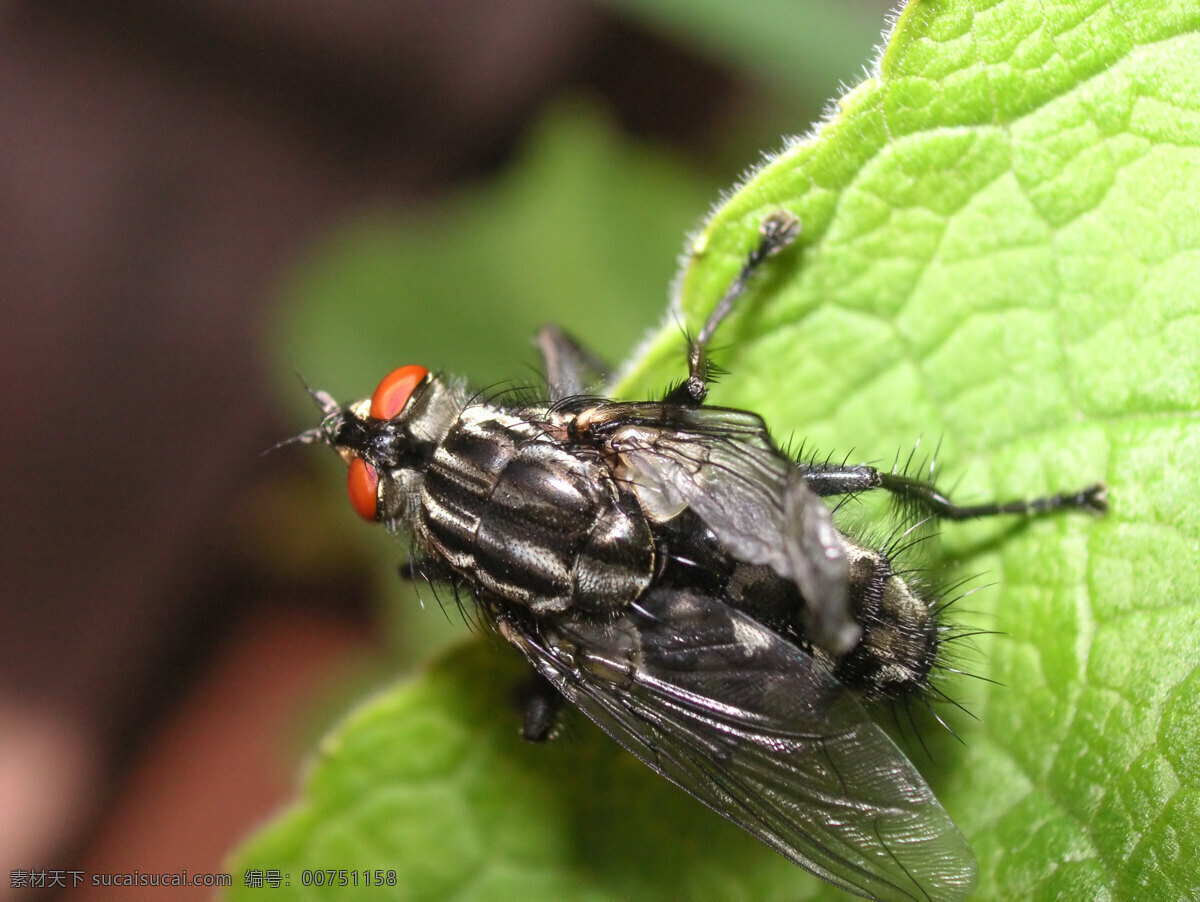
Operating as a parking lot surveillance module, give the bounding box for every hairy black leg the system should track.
[515,671,566,742]
[798,462,884,499]
[537,325,610,403]
[799,460,1108,519]
[667,211,801,406]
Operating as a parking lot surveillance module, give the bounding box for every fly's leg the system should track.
[537,325,610,403]
[515,671,566,742]
[669,211,802,406]
[799,460,1108,519]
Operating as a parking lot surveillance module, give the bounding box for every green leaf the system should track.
[239,2,1200,899]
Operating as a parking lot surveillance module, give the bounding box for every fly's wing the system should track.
[500,588,976,902]
[607,405,859,654]
[538,325,610,402]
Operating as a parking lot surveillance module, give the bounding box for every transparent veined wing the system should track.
[499,587,976,902]
[595,403,858,654]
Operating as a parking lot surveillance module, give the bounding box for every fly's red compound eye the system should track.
[347,457,380,520]
[369,365,429,420]
[346,365,427,521]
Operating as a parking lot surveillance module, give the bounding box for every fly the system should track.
[290,211,1106,901]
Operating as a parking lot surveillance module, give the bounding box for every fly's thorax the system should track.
[827,536,938,702]
[416,405,656,618]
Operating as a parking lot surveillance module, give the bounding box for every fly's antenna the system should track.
[262,375,342,456]
[303,378,341,418]
[261,428,325,456]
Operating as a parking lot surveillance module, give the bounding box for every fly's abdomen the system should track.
[418,407,654,615]
[832,539,938,701]
[724,539,940,703]
[656,509,938,703]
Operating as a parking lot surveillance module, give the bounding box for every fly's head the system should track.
[294,365,463,525]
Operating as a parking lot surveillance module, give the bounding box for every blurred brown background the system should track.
[0,1,886,896]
